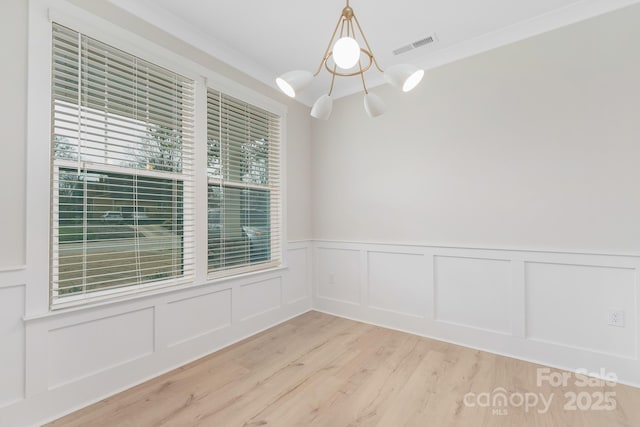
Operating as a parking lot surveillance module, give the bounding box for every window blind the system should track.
[207,89,281,276]
[51,23,195,305]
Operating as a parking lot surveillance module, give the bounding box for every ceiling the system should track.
[109,0,637,106]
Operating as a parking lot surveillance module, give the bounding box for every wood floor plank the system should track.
[247,327,416,426]
[48,312,640,427]
[315,335,432,426]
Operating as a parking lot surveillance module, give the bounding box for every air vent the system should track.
[393,34,437,56]
[412,36,434,48]
[392,45,414,56]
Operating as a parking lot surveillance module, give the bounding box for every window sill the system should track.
[25,265,287,322]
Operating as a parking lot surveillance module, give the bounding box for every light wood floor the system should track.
[49,311,640,426]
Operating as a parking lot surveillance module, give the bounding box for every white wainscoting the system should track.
[163,288,232,348]
[3,239,640,425]
[368,251,428,319]
[0,268,26,410]
[313,241,640,388]
[48,308,155,389]
[525,262,637,359]
[316,247,361,305]
[0,242,312,427]
[236,277,283,322]
[435,256,512,335]
[284,246,311,305]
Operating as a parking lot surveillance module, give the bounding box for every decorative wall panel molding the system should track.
[237,278,282,322]
[526,262,636,359]
[0,285,25,408]
[435,256,511,334]
[316,247,361,305]
[369,251,428,318]
[164,289,232,348]
[284,246,311,304]
[47,308,155,389]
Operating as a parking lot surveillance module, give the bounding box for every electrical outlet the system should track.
[608,309,625,327]
[328,274,335,285]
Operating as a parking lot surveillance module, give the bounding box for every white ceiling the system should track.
[110,0,638,106]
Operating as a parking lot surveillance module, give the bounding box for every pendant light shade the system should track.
[333,37,360,69]
[311,94,333,120]
[363,93,386,118]
[276,70,314,98]
[384,64,425,92]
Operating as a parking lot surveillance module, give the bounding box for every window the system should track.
[47,20,283,308]
[207,90,281,276]
[50,23,195,305]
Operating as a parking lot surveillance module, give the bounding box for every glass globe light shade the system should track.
[333,37,360,69]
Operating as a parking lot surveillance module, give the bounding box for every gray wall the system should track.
[311,4,640,254]
[0,0,28,268]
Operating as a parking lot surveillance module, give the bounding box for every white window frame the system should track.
[205,90,283,280]
[26,0,287,314]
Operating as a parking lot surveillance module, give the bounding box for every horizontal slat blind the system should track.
[51,23,195,305]
[207,89,281,275]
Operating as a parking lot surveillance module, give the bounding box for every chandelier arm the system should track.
[325,48,372,76]
[328,64,338,96]
[340,15,348,38]
[357,59,368,94]
[352,13,384,73]
[314,14,346,76]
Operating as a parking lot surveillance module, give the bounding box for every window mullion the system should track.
[193,76,209,283]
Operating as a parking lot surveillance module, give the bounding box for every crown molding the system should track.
[108,0,277,90]
[328,0,640,101]
[109,0,639,106]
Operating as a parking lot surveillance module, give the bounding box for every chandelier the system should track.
[276,0,425,120]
